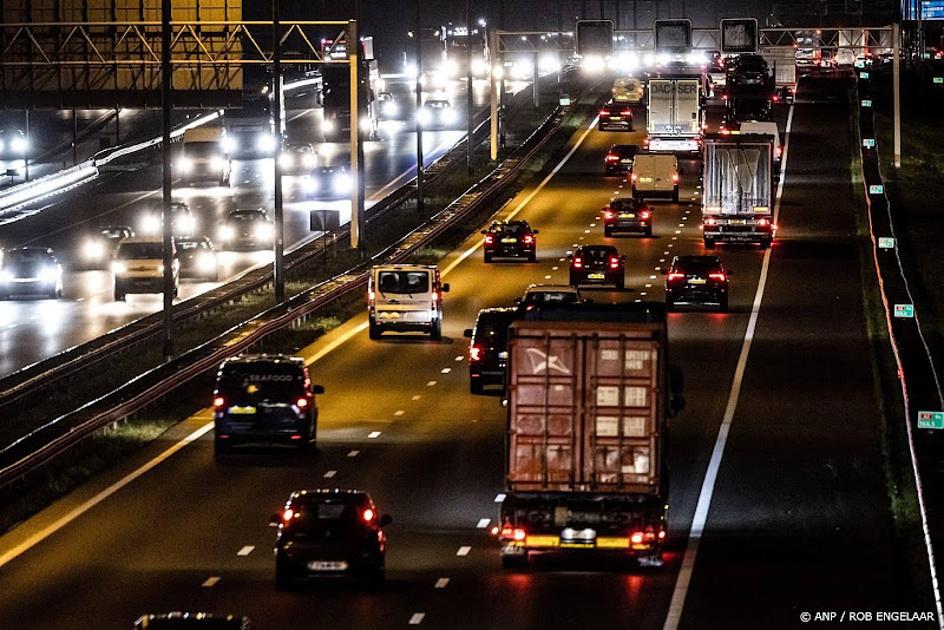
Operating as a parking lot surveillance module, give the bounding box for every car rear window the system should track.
[217,362,306,402]
[580,247,617,262]
[117,243,163,259]
[376,270,430,294]
[5,250,50,264]
[284,499,364,536]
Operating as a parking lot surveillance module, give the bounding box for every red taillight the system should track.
[296,397,309,409]
[629,528,660,547]
[431,291,440,306]
[368,289,375,306]
[606,154,618,162]
[672,173,679,183]
[668,272,685,282]
[775,147,782,158]
[523,234,534,244]
[630,531,644,545]
[599,109,609,116]
[604,209,617,220]
[213,396,225,409]
[484,234,494,245]
[772,93,781,103]
[639,209,651,220]
[631,173,638,182]
[704,217,718,226]
[720,127,730,135]
[609,256,620,269]
[709,272,727,281]
[757,218,770,227]
[501,526,526,541]
[362,508,375,522]
[572,257,583,269]
[469,344,483,362]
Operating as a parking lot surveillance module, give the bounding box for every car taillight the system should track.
[572,257,583,269]
[368,289,375,306]
[775,146,782,158]
[629,528,661,546]
[704,217,718,226]
[362,508,375,522]
[484,234,494,245]
[213,396,225,409]
[523,234,534,244]
[757,218,770,227]
[500,526,527,541]
[609,256,620,269]
[431,291,440,305]
[639,209,651,220]
[772,92,781,103]
[469,344,483,362]
[668,272,685,282]
[672,173,679,183]
[296,397,309,409]
[604,209,617,220]
[599,109,609,116]
[709,272,727,281]
[606,154,618,162]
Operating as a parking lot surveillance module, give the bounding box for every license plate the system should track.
[619,213,636,219]
[731,220,747,225]
[688,278,707,285]
[307,561,348,571]
[229,406,257,415]
[639,177,653,183]
[378,311,401,319]
[609,116,622,120]
[588,273,605,280]
[501,237,517,244]
[620,159,632,164]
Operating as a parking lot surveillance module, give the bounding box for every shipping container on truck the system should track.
[646,78,703,154]
[701,134,775,248]
[496,302,684,569]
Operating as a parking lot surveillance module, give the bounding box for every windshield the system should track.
[230,212,264,223]
[185,142,222,158]
[217,362,306,403]
[5,250,51,265]
[117,243,163,259]
[376,270,430,294]
[525,291,578,305]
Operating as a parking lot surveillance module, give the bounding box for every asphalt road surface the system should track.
[0,75,933,629]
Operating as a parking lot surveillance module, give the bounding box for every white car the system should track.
[368,264,449,340]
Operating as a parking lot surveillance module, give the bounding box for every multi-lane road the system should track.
[0,75,934,629]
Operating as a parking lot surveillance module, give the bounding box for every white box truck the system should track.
[646,78,702,154]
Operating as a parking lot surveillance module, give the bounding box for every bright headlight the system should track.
[513,60,534,80]
[111,261,127,274]
[254,222,274,240]
[0,269,12,282]
[83,240,105,260]
[491,65,505,80]
[688,51,706,66]
[221,136,237,153]
[256,133,275,153]
[538,54,561,74]
[333,173,353,193]
[583,55,606,73]
[443,58,460,77]
[301,153,317,168]
[417,109,432,126]
[197,252,217,273]
[0,140,5,153]
[140,214,161,235]
[278,153,295,169]
[218,225,235,241]
[175,157,193,173]
[210,156,226,172]
[359,118,373,133]
[471,57,487,76]
[383,101,399,117]
[302,176,319,193]
[440,108,458,125]
[174,215,196,234]
[10,136,27,154]
[38,266,59,283]
[322,119,336,135]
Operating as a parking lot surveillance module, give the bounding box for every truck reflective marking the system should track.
[523,348,572,375]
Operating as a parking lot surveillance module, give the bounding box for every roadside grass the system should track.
[0,92,595,536]
[849,87,936,608]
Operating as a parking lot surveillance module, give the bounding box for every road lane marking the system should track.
[202,576,221,588]
[440,367,451,374]
[426,380,437,387]
[663,101,795,630]
[237,546,255,556]
[456,546,472,557]
[303,321,369,367]
[477,518,492,528]
[323,470,337,478]
[368,431,381,439]
[454,355,464,362]
[494,493,506,503]
[347,450,360,457]
[394,410,405,416]
[409,613,426,625]
[411,395,422,401]
[434,578,450,589]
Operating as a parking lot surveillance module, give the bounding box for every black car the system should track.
[603,198,652,237]
[217,208,273,251]
[0,247,63,299]
[604,144,639,175]
[482,220,538,262]
[463,307,517,394]
[212,354,324,453]
[568,245,626,290]
[598,101,634,131]
[664,255,731,312]
[177,236,219,281]
[272,489,391,588]
[515,284,582,314]
[134,613,252,629]
[300,165,353,200]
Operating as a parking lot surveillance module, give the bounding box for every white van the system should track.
[738,121,782,166]
[835,48,856,67]
[631,153,679,202]
[368,264,450,340]
[612,77,645,104]
[177,127,231,186]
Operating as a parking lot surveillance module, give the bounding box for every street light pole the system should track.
[415,0,425,212]
[466,0,474,175]
[160,0,174,361]
[273,0,286,303]
[353,0,366,250]
[349,19,362,246]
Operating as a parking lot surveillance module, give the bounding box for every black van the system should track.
[212,354,324,453]
[463,307,518,394]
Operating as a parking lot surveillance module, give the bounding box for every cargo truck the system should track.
[761,48,797,104]
[646,78,703,153]
[701,134,775,248]
[495,302,683,569]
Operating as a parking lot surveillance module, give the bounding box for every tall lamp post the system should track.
[160,0,174,361]
[273,0,286,303]
[466,1,474,176]
[415,0,425,212]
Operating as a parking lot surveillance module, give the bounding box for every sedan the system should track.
[177,236,219,281]
[569,244,626,290]
[300,166,353,200]
[0,247,63,299]
[217,208,274,251]
[603,198,652,237]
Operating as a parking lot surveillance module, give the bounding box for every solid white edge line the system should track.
[662,101,795,630]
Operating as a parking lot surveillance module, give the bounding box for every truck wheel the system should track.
[484,253,493,263]
[501,554,528,570]
[430,318,442,341]
[470,380,484,395]
[703,238,716,250]
[368,320,382,340]
[672,189,680,203]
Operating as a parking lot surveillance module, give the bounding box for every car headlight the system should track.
[471,57,487,76]
[0,269,12,282]
[175,157,193,173]
[174,215,196,234]
[382,101,399,117]
[278,153,294,169]
[0,140,5,153]
[218,225,235,241]
[440,108,458,125]
[210,156,226,172]
[111,261,127,274]
[323,119,336,135]
[197,252,218,273]
[301,153,317,168]
[256,133,275,153]
[10,136,27,154]
[140,214,161,235]
[254,222,274,240]
[333,173,352,193]
[417,109,432,126]
[359,118,373,133]
[83,240,105,260]
[38,266,59,283]
[221,136,237,153]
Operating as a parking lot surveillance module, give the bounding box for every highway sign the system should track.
[861,99,872,107]
[869,184,884,194]
[720,18,758,53]
[576,20,614,57]
[893,304,914,318]
[559,96,572,106]
[863,138,876,149]
[878,237,896,249]
[654,19,692,52]
[934,77,944,84]
[917,411,944,430]
[860,71,870,79]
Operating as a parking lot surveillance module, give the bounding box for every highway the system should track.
[0,75,932,629]
[0,78,489,376]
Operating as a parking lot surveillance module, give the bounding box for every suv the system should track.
[569,245,626,289]
[604,144,639,175]
[664,255,731,312]
[603,198,652,237]
[112,237,178,301]
[218,208,274,251]
[212,354,324,453]
[598,100,634,131]
[482,220,539,262]
[0,247,63,299]
[463,307,517,394]
[272,489,391,588]
[515,284,582,314]
[368,264,449,340]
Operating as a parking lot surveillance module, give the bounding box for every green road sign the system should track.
[860,71,870,79]
[863,138,876,149]
[559,96,571,106]
[878,237,896,249]
[861,99,872,107]
[917,411,944,430]
[894,304,914,318]
[869,184,884,195]
[934,77,944,85]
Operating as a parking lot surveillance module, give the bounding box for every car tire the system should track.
[430,318,442,341]
[368,320,382,340]
[604,227,612,237]
[616,277,625,291]
[645,226,653,237]
[719,296,729,312]
[502,553,528,570]
[484,253,493,263]
[275,562,294,591]
[760,238,772,249]
[470,379,484,395]
[672,189,680,203]
[704,238,716,249]
[214,438,231,455]
[527,251,537,263]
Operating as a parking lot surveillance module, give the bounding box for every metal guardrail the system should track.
[854,72,944,628]
[0,87,582,487]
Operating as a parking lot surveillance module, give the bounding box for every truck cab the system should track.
[368,264,449,340]
[176,127,231,186]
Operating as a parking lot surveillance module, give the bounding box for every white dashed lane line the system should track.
[368,431,381,439]
[409,613,426,625]
[236,546,255,557]
[454,355,464,362]
[456,546,472,557]
[434,578,450,589]
[202,576,221,588]
[477,518,492,529]
[494,493,506,503]
[347,450,360,458]
[426,380,437,387]
[323,470,337,478]
[440,367,451,374]
[411,395,422,401]
[394,410,405,417]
